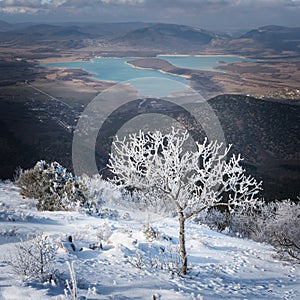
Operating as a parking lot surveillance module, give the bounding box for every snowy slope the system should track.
[0,182,299,300]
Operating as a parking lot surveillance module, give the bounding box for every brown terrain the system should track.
[127,57,300,100]
[1,23,299,102]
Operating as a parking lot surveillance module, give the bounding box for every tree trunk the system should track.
[178,211,187,275]
[40,246,44,276]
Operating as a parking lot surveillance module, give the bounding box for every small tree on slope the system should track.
[107,128,262,274]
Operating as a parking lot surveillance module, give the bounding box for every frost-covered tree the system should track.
[108,128,262,274]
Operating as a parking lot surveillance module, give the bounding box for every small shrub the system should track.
[97,207,119,219]
[96,222,112,242]
[142,224,158,242]
[195,208,230,232]
[0,226,18,237]
[262,200,300,260]
[227,202,266,239]
[9,233,59,283]
[130,250,145,269]
[129,245,182,274]
[17,161,88,211]
[13,166,23,182]
[0,202,33,222]
[210,199,300,262]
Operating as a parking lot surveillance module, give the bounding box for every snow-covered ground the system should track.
[0,182,299,300]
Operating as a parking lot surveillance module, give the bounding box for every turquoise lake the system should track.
[44,57,187,84]
[43,55,251,96]
[157,55,253,71]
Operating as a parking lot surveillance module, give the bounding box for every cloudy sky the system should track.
[0,0,299,31]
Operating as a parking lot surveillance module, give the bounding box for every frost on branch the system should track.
[108,128,262,218]
[108,128,262,274]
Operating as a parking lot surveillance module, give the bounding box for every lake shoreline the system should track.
[39,54,247,98]
[41,57,189,88]
[39,53,250,79]
[36,54,297,101]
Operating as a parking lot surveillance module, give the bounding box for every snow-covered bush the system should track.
[210,199,300,261]
[262,200,300,260]
[0,226,18,237]
[96,222,112,243]
[142,224,159,242]
[13,165,23,182]
[9,233,59,283]
[226,200,265,239]
[194,208,230,232]
[81,174,175,216]
[17,161,88,211]
[97,207,120,219]
[79,174,105,212]
[0,201,33,221]
[80,174,128,216]
[129,244,182,274]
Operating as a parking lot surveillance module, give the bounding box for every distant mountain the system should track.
[78,22,154,38]
[111,23,300,55]
[0,24,99,48]
[0,21,299,56]
[113,23,220,51]
[208,25,300,56]
[0,20,37,32]
[239,25,300,53]
[241,25,300,40]
[0,22,154,49]
[2,23,97,39]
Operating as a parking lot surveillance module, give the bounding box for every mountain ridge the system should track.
[0,21,299,55]
[113,23,220,50]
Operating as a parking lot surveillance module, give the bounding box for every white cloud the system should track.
[101,0,144,4]
[0,0,299,12]
[1,6,39,13]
